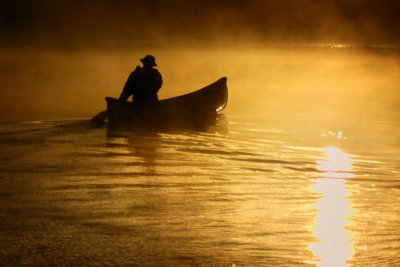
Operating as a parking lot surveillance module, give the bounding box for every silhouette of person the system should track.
[119,55,163,105]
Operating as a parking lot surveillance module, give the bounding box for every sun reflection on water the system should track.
[308,146,354,266]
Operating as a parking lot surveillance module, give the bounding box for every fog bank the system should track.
[0,47,398,122]
[1,0,400,48]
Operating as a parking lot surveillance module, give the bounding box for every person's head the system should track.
[140,55,157,68]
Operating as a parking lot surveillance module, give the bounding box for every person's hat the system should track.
[140,55,157,66]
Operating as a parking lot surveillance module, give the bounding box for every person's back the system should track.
[119,55,162,105]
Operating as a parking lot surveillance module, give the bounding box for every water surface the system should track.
[0,109,399,266]
[0,47,399,266]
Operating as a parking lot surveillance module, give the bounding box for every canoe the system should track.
[105,77,228,130]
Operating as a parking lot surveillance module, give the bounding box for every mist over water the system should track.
[0,46,399,122]
[1,0,399,121]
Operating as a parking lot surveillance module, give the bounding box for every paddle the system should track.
[89,110,107,127]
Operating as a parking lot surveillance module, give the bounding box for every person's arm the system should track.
[154,71,163,93]
[118,85,131,101]
[119,70,137,101]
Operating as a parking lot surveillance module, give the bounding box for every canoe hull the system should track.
[106,77,228,130]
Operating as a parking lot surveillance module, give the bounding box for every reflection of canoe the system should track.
[105,77,228,130]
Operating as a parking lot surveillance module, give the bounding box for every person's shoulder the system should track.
[130,66,142,76]
[152,68,162,75]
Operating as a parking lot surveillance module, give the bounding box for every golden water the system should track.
[0,47,399,266]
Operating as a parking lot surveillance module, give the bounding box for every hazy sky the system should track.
[1,0,400,48]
